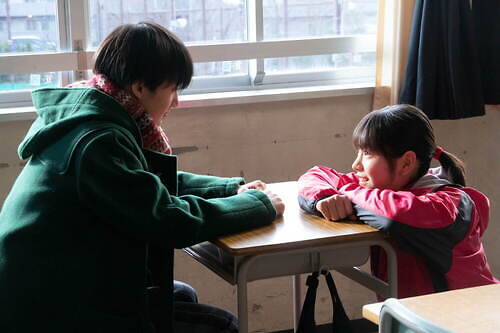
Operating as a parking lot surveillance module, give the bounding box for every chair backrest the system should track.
[379,298,454,333]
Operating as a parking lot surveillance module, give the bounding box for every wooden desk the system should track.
[185,181,398,333]
[363,284,500,332]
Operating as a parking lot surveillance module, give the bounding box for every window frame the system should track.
[0,0,377,108]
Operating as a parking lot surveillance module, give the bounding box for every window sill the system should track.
[0,84,373,122]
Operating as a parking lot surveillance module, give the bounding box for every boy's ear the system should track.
[399,150,417,176]
[130,81,145,99]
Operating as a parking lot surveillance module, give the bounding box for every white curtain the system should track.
[372,0,416,110]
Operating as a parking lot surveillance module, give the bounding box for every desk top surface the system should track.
[362,283,500,332]
[215,181,382,256]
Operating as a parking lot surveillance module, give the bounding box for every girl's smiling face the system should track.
[352,149,395,189]
[351,149,418,191]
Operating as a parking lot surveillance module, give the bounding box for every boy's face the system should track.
[352,149,401,190]
[133,82,179,125]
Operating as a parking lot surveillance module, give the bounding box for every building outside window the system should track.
[25,19,37,31]
[41,19,49,30]
[0,0,58,97]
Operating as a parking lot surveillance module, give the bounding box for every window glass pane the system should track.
[0,0,59,94]
[263,0,378,40]
[194,60,248,77]
[0,71,60,91]
[0,0,58,54]
[264,52,375,73]
[88,0,247,48]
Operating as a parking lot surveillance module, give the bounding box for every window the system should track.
[262,0,377,75]
[0,0,377,108]
[0,0,60,107]
[88,0,248,77]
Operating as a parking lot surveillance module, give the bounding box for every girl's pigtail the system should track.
[435,148,466,186]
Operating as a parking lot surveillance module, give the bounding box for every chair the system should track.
[379,298,454,333]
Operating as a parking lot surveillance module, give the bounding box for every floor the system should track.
[273,318,378,333]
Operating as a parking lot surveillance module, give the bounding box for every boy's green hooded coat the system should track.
[0,88,276,332]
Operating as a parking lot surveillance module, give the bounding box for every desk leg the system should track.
[237,256,258,333]
[237,280,249,333]
[383,242,398,297]
[292,274,302,332]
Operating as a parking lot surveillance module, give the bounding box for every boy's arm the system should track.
[142,148,244,199]
[297,166,359,215]
[177,171,244,198]
[76,132,276,249]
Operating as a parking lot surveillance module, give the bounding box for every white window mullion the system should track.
[57,0,72,86]
[187,36,376,63]
[68,0,90,81]
[248,0,265,85]
[0,36,375,75]
[57,0,71,52]
[0,52,79,75]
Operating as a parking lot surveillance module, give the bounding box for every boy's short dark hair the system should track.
[93,22,193,91]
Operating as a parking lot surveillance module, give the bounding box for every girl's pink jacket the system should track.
[297,166,498,298]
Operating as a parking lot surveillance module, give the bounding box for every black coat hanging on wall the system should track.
[399,0,500,120]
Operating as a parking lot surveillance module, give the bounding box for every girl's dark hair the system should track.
[93,22,193,91]
[352,104,466,186]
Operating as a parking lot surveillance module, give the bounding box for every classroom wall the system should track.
[0,94,498,332]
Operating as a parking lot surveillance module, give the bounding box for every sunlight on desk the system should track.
[216,181,381,255]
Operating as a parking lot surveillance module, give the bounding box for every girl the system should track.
[297,104,497,298]
[0,22,284,333]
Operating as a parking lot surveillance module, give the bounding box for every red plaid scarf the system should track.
[67,74,172,154]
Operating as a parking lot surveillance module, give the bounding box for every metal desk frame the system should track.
[185,236,397,333]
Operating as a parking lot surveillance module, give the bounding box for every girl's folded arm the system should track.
[341,184,473,274]
[340,183,463,230]
[297,166,359,215]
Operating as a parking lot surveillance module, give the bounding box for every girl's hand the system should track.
[237,180,267,194]
[315,194,355,221]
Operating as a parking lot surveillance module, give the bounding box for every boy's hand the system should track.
[237,181,284,217]
[263,190,285,217]
[237,180,267,193]
[315,194,355,221]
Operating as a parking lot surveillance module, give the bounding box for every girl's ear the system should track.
[399,150,418,176]
[130,81,145,100]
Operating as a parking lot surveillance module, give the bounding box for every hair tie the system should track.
[433,146,444,160]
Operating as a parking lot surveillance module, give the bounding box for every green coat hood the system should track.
[19,87,140,159]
